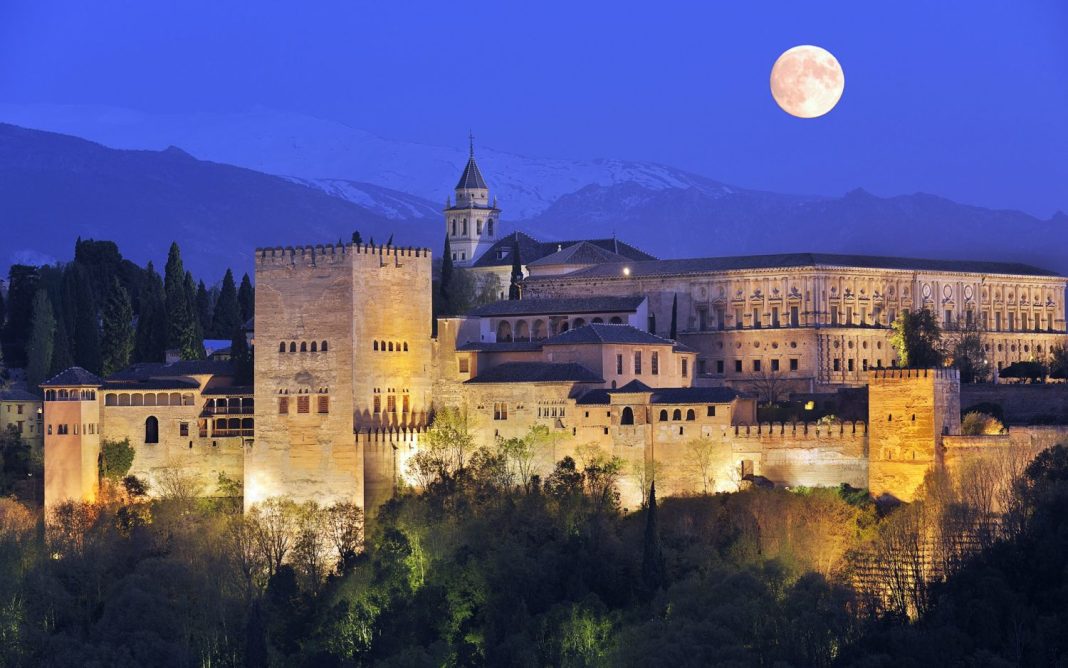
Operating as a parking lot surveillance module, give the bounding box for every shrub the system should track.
[962,402,1004,423]
[99,438,135,480]
[961,411,1005,436]
[999,361,1046,383]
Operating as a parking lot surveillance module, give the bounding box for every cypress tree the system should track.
[212,269,242,339]
[101,278,135,376]
[163,243,201,359]
[238,273,254,323]
[508,236,523,300]
[439,235,454,316]
[230,326,253,385]
[0,282,5,331]
[26,291,56,391]
[195,280,213,337]
[134,262,167,363]
[72,266,102,374]
[1,265,40,367]
[669,293,678,340]
[184,272,205,358]
[50,311,74,376]
[351,230,363,245]
[641,481,666,593]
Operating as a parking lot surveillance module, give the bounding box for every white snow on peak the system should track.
[0,103,729,219]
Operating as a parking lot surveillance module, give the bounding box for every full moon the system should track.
[770,45,844,118]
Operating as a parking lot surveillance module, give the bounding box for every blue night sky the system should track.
[2,0,1066,217]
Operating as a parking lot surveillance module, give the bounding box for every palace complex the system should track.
[40,147,1068,513]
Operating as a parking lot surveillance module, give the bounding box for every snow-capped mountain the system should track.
[0,103,734,220]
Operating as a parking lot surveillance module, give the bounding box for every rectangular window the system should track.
[848,359,855,372]
[771,307,780,328]
[752,307,761,329]
[716,360,724,374]
[860,307,867,325]
[887,309,896,326]
[995,312,1002,331]
[697,308,708,331]
[735,308,744,330]
[651,352,659,375]
[945,309,953,327]
[771,359,779,372]
[981,311,989,329]
[682,358,688,378]
[16,421,24,433]
[846,306,853,325]
[873,306,881,326]
[58,424,68,435]
[297,396,310,414]
[1021,313,1029,331]
[493,402,508,420]
[966,310,974,327]
[386,395,396,413]
[1008,312,1015,331]
[16,404,23,415]
[753,359,761,372]
[373,395,381,414]
[458,358,470,373]
[833,358,841,371]
[790,306,799,327]
[862,359,869,371]
[634,351,642,374]
[789,358,798,371]
[318,396,330,414]
[831,308,839,325]
[279,397,289,414]
[706,406,716,417]
[716,306,726,331]
[616,354,624,375]
[698,359,707,374]
[403,395,410,414]
[179,422,189,437]
[734,359,742,373]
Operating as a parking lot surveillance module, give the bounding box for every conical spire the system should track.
[456,133,488,191]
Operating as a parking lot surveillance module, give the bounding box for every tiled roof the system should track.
[468,296,645,318]
[456,156,488,190]
[201,385,254,396]
[102,378,201,391]
[471,231,655,269]
[524,252,1060,280]
[107,359,233,381]
[465,362,603,384]
[527,241,631,267]
[41,367,104,387]
[542,323,678,347]
[614,379,653,393]
[0,388,41,402]
[456,341,544,353]
[577,385,740,405]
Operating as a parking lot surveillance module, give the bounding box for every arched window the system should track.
[145,416,159,444]
[403,342,409,352]
[532,320,547,340]
[497,321,513,342]
[388,342,394,351]
[321,341,328,352]
[672,409,682,421]
[514,320,530,340]
[609,316,623,324]
[452,220,457,236]
[462,219,468,234]
[374,341,379,351]
[310,341,318,352]
[659,409,668,421]
[572,318,586,328]
[279,342,286,352]
[118,394,130,406]
[144,393,157,406]
[686,409,696,421]
[300,342,307,352]
[592,317,604,324]
[487,219,494,235]
[105,393,117,406]
[621,407,635,425]
[131,393,144,407]
[290,342,297,352]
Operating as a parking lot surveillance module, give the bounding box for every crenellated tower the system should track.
[445,135,500,266]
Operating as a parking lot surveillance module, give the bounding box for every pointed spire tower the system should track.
[445,133,500,267]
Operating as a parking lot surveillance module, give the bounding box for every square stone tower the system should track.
[867,367,961,502]
[249,243,432,512]
[41,367,103,508]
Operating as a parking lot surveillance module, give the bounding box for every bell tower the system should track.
[445,134,500,267]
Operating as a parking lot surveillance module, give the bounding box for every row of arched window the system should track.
[279,340,329,353]
[495,316,624,342]
[45,389,96,401]
[105,392,195,407]
[660,408,697,422]
[373,340,409,352]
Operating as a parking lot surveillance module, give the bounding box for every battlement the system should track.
[254,243,431,268]
[732,420,868,439]
[868,367,959,382]
[357,426,425,445]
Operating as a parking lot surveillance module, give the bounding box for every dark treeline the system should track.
[0,239,255,387]
[2,424,1066,665]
